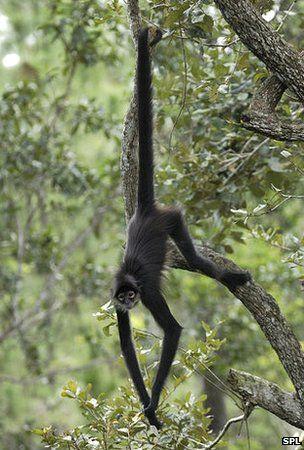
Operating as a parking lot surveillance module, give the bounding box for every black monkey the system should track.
[113,27,250,429]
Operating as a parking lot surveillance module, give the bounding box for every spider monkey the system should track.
[113,27,251,429]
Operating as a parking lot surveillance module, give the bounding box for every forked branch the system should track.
[214,0,304,141]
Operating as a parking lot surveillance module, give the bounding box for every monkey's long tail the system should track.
[136,28,160,212]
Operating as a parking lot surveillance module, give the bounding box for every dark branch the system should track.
[214,0,304,101]
[241,112,304,142]
[241,68,304,142]
[214,0,304,141]
[121,0,141,222]
[249,74,286,113]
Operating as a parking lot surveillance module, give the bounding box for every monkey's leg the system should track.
[167,210,251,289]
[116,309,161,429]
[142,291,182,421]
[167,210,220,278]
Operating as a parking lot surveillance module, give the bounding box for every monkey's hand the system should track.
[220,270,251,290]
[143,404,163,429]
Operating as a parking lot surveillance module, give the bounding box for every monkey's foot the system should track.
[220,270,251,290]
[143,404,163,429]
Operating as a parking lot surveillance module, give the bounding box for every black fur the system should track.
[137,27,155,211]
[113,27,251,429]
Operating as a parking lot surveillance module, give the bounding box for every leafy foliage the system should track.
[33,308,226,449]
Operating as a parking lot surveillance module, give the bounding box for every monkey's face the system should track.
[115,288,139,311]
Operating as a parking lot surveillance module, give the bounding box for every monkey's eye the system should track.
[118,293,124,301]
[128,291,135,299]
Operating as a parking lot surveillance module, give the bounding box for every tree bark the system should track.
[214,0,304,101]
[228,369,304,430]
[241,74,304,141]
[214,0,304,141]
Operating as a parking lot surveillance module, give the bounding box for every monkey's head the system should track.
[112,273,140,311]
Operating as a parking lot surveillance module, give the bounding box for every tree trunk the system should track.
[204,376,227,434]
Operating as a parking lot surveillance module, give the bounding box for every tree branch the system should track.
[169,244,304,410]
[241,74,298,141]
[241,64,304,141]
[121,0,141,221]
[241,111,304,142]
[214,0,304,101]
[227,369,304,430]
[214,0,304,141]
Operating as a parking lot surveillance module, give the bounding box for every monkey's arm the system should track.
[142,291,182,420]
[116,309,161,428]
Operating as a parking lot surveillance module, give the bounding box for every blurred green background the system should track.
[0,0,303,448]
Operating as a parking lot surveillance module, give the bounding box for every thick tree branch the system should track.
[214,0,304,101]
[227,369,304,430]
[170,244,304,410]
[249,74,286,114]
[121,94,138,222]
[214,0,304,141]
[121,0,141,222]
[121,0,304,430]
[243,82,304,139]
[241,67,304,141]
[241,111,304,142]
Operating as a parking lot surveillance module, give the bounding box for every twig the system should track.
[276,0,297,32]
[221,137,269,187]
[204,413,248,449]
[168,26,188,151]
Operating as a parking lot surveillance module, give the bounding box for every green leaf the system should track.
[200,14,214,33]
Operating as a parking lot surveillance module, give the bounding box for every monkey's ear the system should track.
[148,27,163,47]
